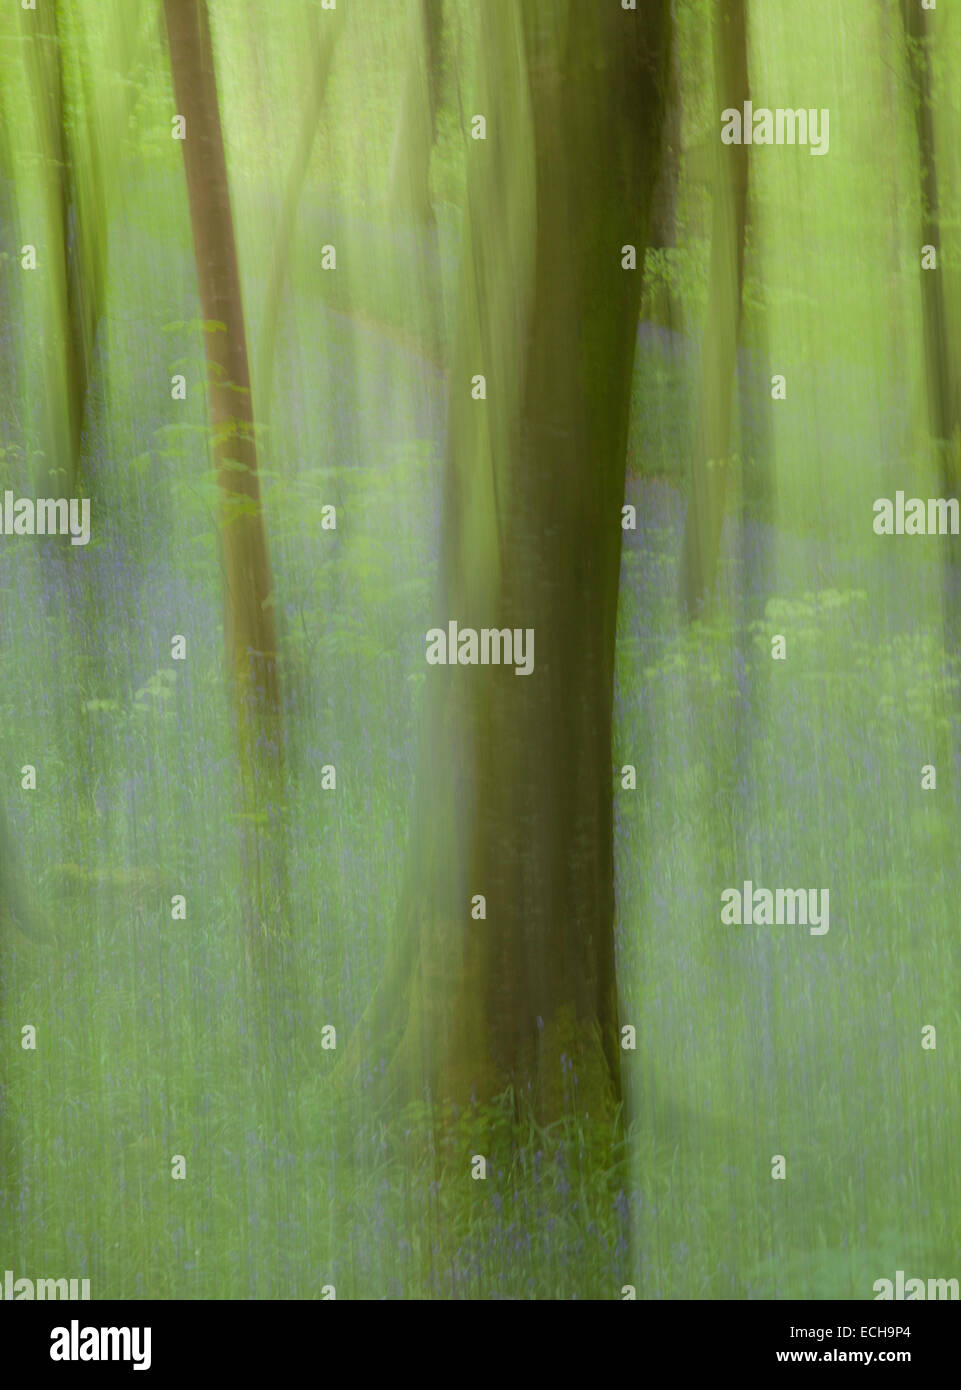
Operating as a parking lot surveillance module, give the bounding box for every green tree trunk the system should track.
[388,0,444,226]
[26,0,91,491]
[900,0,959,477]
[25,0,144,491]
[678,0,750,619]
[645,0,682,331]
[257,2,344,417]
[0,76,20,429]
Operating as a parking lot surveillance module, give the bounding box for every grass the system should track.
[2,425,959,1296]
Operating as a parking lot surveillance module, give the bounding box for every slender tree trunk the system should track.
[343,0,671,1129]
[164,0,285,984]
[678,0,749,619]
[0,83,20,429]
[52,1,101,490]
[388,0,444,226]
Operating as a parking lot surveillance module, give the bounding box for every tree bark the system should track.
[678,0,749,619]
[163,0,285,982]
[344,0,671,1128]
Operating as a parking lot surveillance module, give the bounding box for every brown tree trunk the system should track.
[164,0,285,982]
[679,0,750,619]
[343,0,671,1130]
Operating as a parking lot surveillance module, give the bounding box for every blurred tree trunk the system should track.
[28,0,97,491]
[345,0,671,1129]
[164,0,286,988]
[257,1,344,416]
[384,0,447,387]
[388,0,444,225]
[678,0,750,619]
[900,0,959,483]
[0,82,20,429]
[645,0,682,332]
[25,0,145,491]
[899,2,961,706]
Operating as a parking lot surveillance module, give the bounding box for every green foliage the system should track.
[2,0,961,1303]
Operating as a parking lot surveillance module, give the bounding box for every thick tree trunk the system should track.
[164,0,285,982]
[679,0,749,619]
[345,0,671,1127]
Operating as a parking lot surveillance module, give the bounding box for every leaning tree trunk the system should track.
[678,0,750,619]
[164,0,286,989]
[342,0,671,1128]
